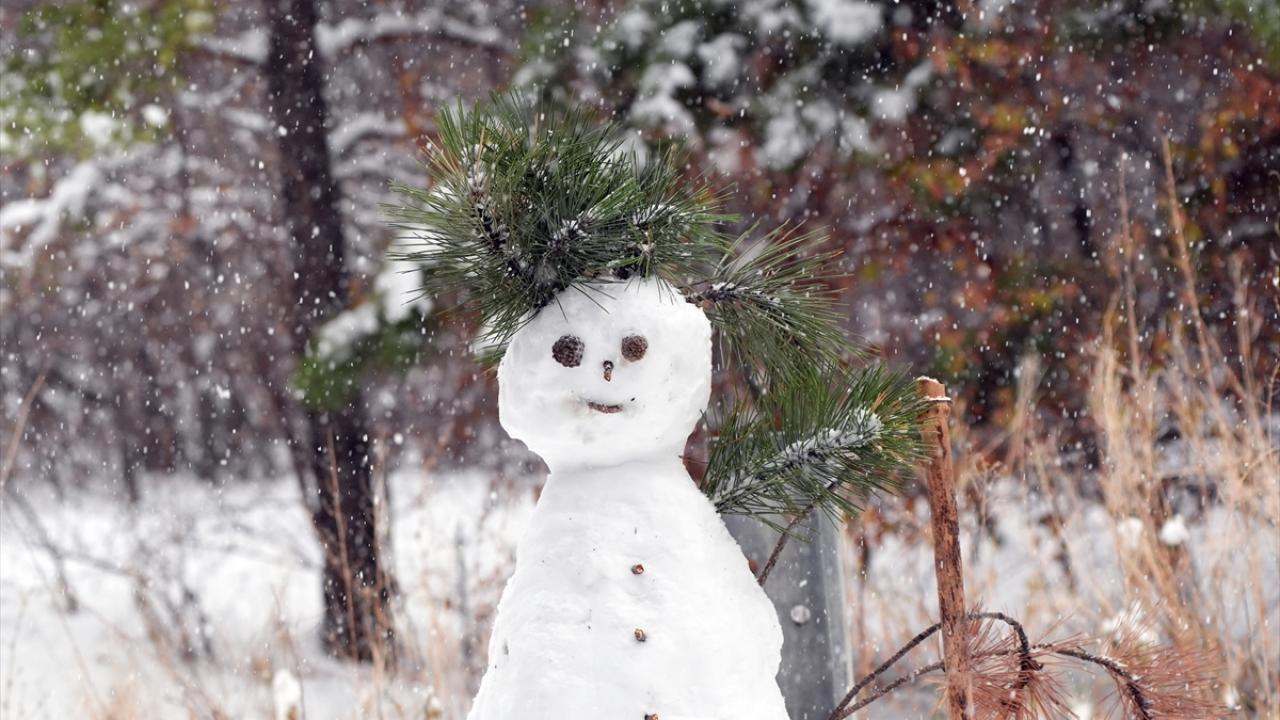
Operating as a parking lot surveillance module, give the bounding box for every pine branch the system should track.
[827,611,1224,720]
[693,227,858,388]
[385,93,730,357]
[704,365,926,523]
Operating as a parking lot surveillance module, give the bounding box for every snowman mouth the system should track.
[586,400,624,414]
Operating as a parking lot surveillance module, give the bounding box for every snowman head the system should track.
[497,277,712,471]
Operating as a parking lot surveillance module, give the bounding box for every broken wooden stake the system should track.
[917,377,971,720]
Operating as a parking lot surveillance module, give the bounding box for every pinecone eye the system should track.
[552,335,584,367]
[621,334,648,362]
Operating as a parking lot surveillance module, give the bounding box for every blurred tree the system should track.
[1,0,212,153]
[516,0,1279,440]
[261,0,393,661]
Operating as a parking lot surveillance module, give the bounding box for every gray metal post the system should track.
[726,514,852,720]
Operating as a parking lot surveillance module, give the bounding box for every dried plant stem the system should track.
[0,367,47,492]
[827,612,1033,720]
[1054,647,1154,720]
[840,660,945,717]
[828,617,1179,720]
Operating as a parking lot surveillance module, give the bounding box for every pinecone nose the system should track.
[602,360,614,382]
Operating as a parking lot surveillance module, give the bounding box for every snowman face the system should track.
[497,277,713,471]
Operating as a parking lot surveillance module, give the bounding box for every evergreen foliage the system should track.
[295,314,437,412]
[705,366,927,524]
[1,0,212,155]
[387,94,730,348]
[388,93,924,521]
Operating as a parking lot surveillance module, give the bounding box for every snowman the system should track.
[391,95,917,720]
[466,278,789,720]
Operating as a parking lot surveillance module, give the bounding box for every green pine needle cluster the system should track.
[387,93,729,350]
[704,366,928,526]
[387,93,925,522]
[690,227,861,388]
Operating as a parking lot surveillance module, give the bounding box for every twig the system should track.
[0,367,48,492]
[755,502,814,586]
[1053,647,1154,720]
[827,612,1034,720]
[838,660,944,718]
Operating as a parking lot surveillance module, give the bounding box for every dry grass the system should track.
[839,153,1277,717]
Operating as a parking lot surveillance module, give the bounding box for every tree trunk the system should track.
[262,0,393,662]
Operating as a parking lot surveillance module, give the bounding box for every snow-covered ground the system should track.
[2,469,1276,718]
[0,468,535,720]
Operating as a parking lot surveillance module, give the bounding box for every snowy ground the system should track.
[0,467,535,720]
[2,468,1276,718]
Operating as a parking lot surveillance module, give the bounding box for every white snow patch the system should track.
[1115,515,1145,549]
[141,104,169,128]
[328,113,407,156]
[661,19,703,58]
[696,33,746,88]
[314,301,380,360]
[614,8,655,49]
[272,669,302,720]
[630,63,698,136]
[806,0,884,46]
[80,111,119,146]
[0,471,534,720]
[872,62,934,122]
[1,162,103,269]
[1158,514,1190,546]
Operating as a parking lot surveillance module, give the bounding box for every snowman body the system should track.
[467,278,788,720]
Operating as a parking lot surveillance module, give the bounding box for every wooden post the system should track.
[917,377,971,720]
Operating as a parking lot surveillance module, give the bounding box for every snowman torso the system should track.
[467,278,789,720]
[468,459,787,720]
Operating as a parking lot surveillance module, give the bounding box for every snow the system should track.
[197,9,501,66]
[79,111,119,146]
[141,104,169,128]
[1115,515,1145,549]
[696,33,746,88]
[762,414,883,478]
[328,113,407,156]
[273,669,302,720]
[0,470,534,720]
[613,8,655,50]
[481,278,788,718]
[630,63,698,137]
[805,0,884,46]
[1158,514,1189,546]
[871,62,934,122]
[310,242,432,360]
[1,161,102,270]
[314,301,381,360]
[661,20,703,58]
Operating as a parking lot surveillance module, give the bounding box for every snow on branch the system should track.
[759,412,884,479]
[1,162,102,270]
[198,8,502,65]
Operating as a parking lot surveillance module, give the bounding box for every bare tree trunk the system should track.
[262,0,393,662]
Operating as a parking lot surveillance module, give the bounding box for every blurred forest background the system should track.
[1,0,1278,718]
